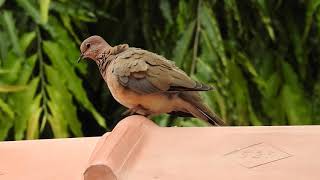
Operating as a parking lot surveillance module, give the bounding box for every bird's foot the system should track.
[122,105,151,117]
[122,108,138,116]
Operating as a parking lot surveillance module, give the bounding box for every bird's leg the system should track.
[122,105,151,117]
[122,107,139,116]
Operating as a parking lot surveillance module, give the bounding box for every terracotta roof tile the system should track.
[1,115,320,180]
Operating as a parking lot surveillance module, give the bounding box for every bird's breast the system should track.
[105,67,181,114]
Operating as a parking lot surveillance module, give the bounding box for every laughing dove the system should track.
[78,35,225,126]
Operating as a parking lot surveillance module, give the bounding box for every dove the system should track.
[78,35,225,126]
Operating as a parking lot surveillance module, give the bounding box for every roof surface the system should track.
[1,115,319,180]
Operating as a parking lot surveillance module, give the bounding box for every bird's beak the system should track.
[77,54,84,63]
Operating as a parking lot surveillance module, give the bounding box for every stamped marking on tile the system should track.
[224,143,292,168]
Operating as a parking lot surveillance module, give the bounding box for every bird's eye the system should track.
[86,43,91,48]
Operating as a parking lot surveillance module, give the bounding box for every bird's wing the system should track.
[112,48,213,94]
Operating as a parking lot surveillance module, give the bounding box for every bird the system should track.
[78,35,225,126]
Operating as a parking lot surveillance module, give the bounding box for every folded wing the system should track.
[112,48,213,94]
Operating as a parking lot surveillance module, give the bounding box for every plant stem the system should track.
[36,26,48,131]
[190,0,202,75]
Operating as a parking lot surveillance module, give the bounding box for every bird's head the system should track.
[78,35,111,62]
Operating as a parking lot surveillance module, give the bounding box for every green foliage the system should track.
[0,0,319,140]
[0,0,105,140]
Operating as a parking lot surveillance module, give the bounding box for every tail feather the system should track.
[179,91,225,126]
[196,106,225,126]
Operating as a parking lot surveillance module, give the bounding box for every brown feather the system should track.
[112,48,213,94]
[179,91,225,126]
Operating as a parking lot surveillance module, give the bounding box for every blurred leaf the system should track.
[0,85,26,92]
[152,114,170,127]
[303,0,320,41]
[312,83,320,124]
[235,52,258,77]
[200,4,227,67]
[0,98,14,119]
[40,0,51,25]
[263,72,281,98]
[43,41,106,128]
[281,61,301,90]
[60,15,80,44]
[281,85,312,124]
[280,61,312,124]
[287,18,306,76]
[26,95,42,139]
[15,0,41,24]
[228,60,253,125]
[10,77,39,140]
[19,31,36,53]
[160,0,173,24]
[254,0,275,40]
[3,11,22,56]
[45,65,83,137]
[50,1,97,22]
[0,69,11,74]
[0,0,5,7]
[17,54,37,84]
[1,53,23,84]
[172,21,195,66]
[0,31,9,61]
[0,112,13,140]
[224,0,243,35]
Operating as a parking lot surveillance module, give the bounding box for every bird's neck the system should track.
[96,44,129,73]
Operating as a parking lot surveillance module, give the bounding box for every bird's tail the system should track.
[179,91,225,126]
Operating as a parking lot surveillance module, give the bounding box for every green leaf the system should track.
[200,4,227,67]
[40,0,51,24]
[17,54,37,84]
[0,0,5,7]
[281,61,300,90]
[248,104,262,126]
[43,41,106,128]
[160,0,173,24]
[254,0,275,40]
[227,60,255,125]
[0,112,13,140]
[15,0,41,24]
[45,65,83,137]
[263,72,281,98]
[0,69,11,74]
[312,83,320,124]
[47,113,68,138]
[19,31,36,53]
[152,114,170,127]
[235,52,258,77]
[281,85,312,124]
[0,85,26,92]
[26,95,42,139]
[45,70,69,138]
[1,53,23,84]
[172,21,195,67]
[45,18,87,74]
[0,31,9,60]
[10,77,39,140]
[224,0,243,35]
[303,0,320,41]
[0,98,14,119]
[3,11,22,56]
[280,61,312,124]
[60,15,80,44]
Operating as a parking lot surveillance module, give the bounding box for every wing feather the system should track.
[112,48,213,94]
